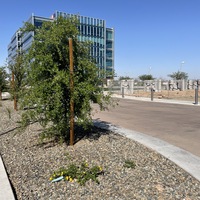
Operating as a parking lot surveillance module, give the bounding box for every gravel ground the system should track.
[0,100,200,200]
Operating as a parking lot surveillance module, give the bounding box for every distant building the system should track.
[8,11,114,78]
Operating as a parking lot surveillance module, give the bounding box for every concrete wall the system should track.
[117,79,200,95]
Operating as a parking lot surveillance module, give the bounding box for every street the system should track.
[92,98,200,157]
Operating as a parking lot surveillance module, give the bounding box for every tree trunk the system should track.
[0,90,2,100]
[14,95,17,111]
[69,38,74,146]
[12,72,17,111]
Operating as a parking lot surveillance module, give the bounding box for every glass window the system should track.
[100,50,102,57]
[102,20,105,27]
[97,28,100,36]
[106,60,113,66]
[94,27,96,36]
[99,20,103,27]
[107,51,112,57]
[77,26,81,33]
[106,31,113,40]
[91,26,94,35]
[89,26,91,35]
[100,58,103,66]
[85,27,88,36]
[34,19,43,28]
[101,39,104,46]
[106,41,112,48]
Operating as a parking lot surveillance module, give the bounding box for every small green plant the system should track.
[64,152,72,161]
[123,159,136,169]
[49,161,103,186]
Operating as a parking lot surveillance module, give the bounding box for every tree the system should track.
[168,71,188,80]
[8,53,26,110]
[0,67,8,100]
[20,16,112,143]
[138,74,154,81]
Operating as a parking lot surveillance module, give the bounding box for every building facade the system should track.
[8,11,114,78]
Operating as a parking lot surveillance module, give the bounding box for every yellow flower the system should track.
[49,177,53,181]
[85,162,88,167]
[69,178,73,182]
[99,166,102,171]
[65,176,69,181]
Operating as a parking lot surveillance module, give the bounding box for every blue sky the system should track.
[1,0,200,79]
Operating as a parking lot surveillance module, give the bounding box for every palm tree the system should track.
[168,71,188,80]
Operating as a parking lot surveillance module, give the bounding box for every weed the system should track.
[123,159,136,169]
[50,161,103,186]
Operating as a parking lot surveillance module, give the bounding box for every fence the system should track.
[106,79,200,102]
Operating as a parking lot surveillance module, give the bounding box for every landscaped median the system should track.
[0,100,200,199]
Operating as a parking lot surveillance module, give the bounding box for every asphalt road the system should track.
[92,98,200,157]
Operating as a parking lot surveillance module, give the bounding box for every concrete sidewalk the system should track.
[0,155,15,200]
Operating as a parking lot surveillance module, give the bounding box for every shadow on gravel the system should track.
[0,127,20,137]
[0,115,115,149]
[74,122,111,144]
[29,120,114,149]
[93,118,119,133]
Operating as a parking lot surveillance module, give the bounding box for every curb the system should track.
[93,120,200,182]
[0,155,15,200]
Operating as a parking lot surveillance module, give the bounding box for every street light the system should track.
[148,66,152,75]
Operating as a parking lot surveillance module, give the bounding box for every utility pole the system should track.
[69,38,74,145]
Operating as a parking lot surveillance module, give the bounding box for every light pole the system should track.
[148,66,151,75]
[180,61,185,71]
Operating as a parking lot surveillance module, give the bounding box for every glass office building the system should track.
[8,11,114,78]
